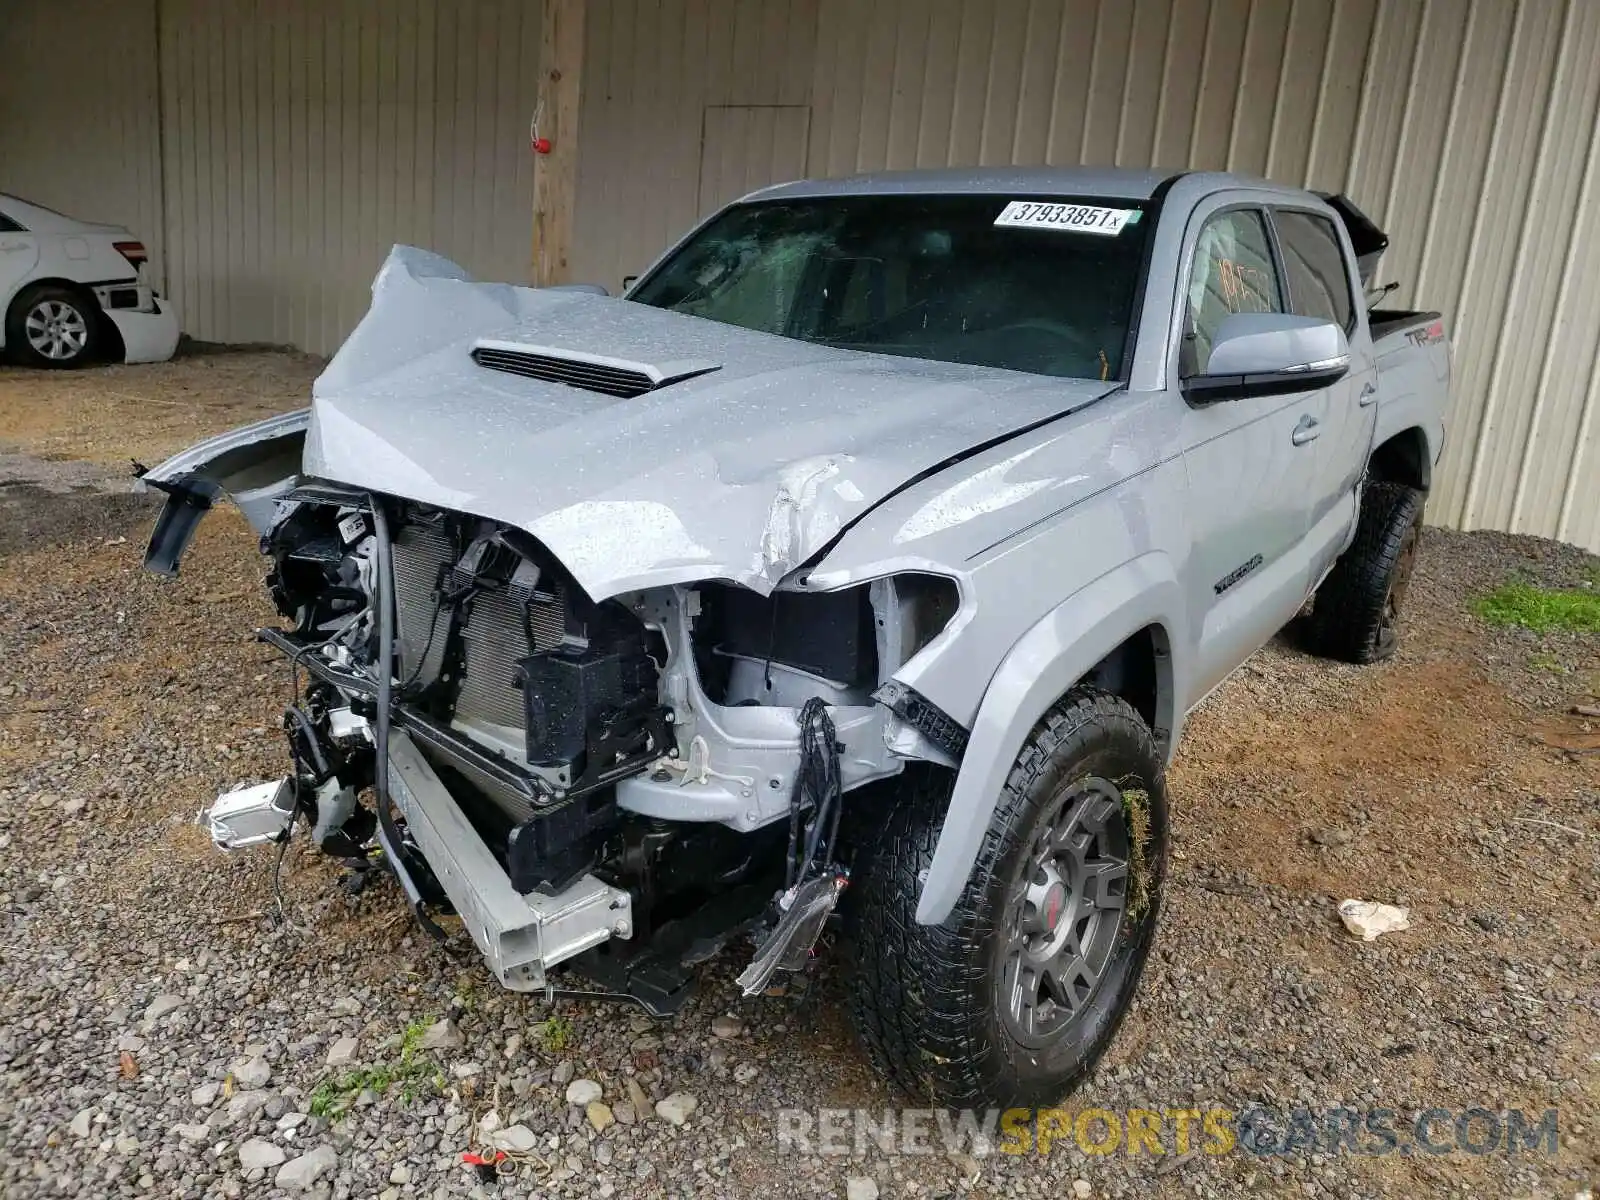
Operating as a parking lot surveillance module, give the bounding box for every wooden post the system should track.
[532,0,585,286]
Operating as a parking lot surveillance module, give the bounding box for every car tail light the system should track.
[113,240,148,270]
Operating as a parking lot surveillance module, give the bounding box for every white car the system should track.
[0,193,180,368]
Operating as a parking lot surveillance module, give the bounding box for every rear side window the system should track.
[1185,208,1284,374]
[1275,210,1354,330]
[0,212,24,233]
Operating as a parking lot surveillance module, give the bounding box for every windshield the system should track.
[629,193,1150,380]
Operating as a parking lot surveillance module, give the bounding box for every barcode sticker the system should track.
[337,512,369,545]
[993,201,1136,235]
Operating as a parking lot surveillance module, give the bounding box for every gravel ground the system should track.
[0,355,1596,1200]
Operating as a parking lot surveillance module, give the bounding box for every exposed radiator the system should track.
[390,518,567,734]
[457,584,565,729]
[392,523,454,685]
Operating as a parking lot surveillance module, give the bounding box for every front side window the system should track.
[1275,210,1355,330]
[630,194,1151,381]
[1185,208,1283,374]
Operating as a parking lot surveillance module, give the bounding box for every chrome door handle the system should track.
[1359,382,1379,407]
[1291,416,1322,446]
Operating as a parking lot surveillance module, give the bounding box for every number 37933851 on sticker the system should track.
[993,200,1136,234]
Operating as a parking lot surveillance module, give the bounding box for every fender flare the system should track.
[140,408,309,576]
[1372,398,1445,490]
[913,552,1188,925]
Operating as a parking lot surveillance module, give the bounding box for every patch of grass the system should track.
[1471,580,1600,634]
[1527,652,1570,675]
[532,1015,573,1054]
[453,973,481,1012]
[398,1017,430,1059]
[1119,784,1154,923]
[308,1017,445,1120]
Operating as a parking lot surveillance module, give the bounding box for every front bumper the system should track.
[384,728,632,990]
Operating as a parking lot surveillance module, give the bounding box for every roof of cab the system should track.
[744,166,1295,205]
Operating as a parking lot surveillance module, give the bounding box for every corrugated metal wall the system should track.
[0,1,167,280]
[576,0,1600,550]
[1,0,543,358]
[574,0,819,291]
[156,0,544,355]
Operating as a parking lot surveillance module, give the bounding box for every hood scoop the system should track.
[471,338,721,399]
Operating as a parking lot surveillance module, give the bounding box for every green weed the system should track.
[532,1015,573,1054]
[308,1017,444,1120]
[1471,580,1600,634]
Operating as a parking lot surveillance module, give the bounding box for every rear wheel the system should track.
[1308,480,1425,663]
[844,690,1168,1109]
[6,284,100,368]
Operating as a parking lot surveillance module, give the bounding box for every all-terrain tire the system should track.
[5,283,101,368]
[1308,480,1425,664]
[843,690,1168,1110]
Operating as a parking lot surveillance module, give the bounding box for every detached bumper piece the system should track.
[385,729,632,990]
[205,779,296,849]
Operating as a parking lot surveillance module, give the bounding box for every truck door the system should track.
[1176,203,1327,703]
[1270,206,1376,586]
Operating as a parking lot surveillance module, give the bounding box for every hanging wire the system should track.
[786,697,842,889]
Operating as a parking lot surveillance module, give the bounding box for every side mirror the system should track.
[1182,313,1350,404]
[622,275,640,292]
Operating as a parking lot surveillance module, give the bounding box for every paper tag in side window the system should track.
[993,202,1136,235]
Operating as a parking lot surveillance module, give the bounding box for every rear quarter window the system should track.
[1275,210,1355,331]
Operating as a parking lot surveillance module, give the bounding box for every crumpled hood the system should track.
[305,246,1113,599]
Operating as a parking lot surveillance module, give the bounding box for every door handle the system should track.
[0,240,29,252]
[1358,382,1379,407]
[1291,415,1321,446]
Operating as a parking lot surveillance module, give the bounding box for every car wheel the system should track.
[844,690,1168,1109]
[1308,480,1425,664]
[6,284,100,368]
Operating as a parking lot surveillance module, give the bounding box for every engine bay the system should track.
[217,491,963,1009]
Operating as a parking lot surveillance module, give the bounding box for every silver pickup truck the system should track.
[142,167,1449,1109]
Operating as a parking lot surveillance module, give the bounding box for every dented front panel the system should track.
[300,247,1115,598]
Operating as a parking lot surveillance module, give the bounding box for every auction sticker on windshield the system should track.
[994,201,1137,235]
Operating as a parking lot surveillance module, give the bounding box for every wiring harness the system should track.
[785,696,844,889]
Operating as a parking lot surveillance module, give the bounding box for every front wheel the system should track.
[844,690,1168,1109]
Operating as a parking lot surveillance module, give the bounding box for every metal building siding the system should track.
[154,0,542,356]
[572,0,818,291]
[0,1,166,278]
[1467,0,1600,539]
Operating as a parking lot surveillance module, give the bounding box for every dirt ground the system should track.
[0,347,318,470]
[0,353,1595,1200]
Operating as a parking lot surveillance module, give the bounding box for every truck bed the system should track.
[1371,308,1449,381]
[1370,307,1443,345]
[1369,307,1450,464]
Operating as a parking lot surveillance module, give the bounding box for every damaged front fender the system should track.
[140,408,309,575]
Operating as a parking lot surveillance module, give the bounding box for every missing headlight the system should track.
[688,573,958,708]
